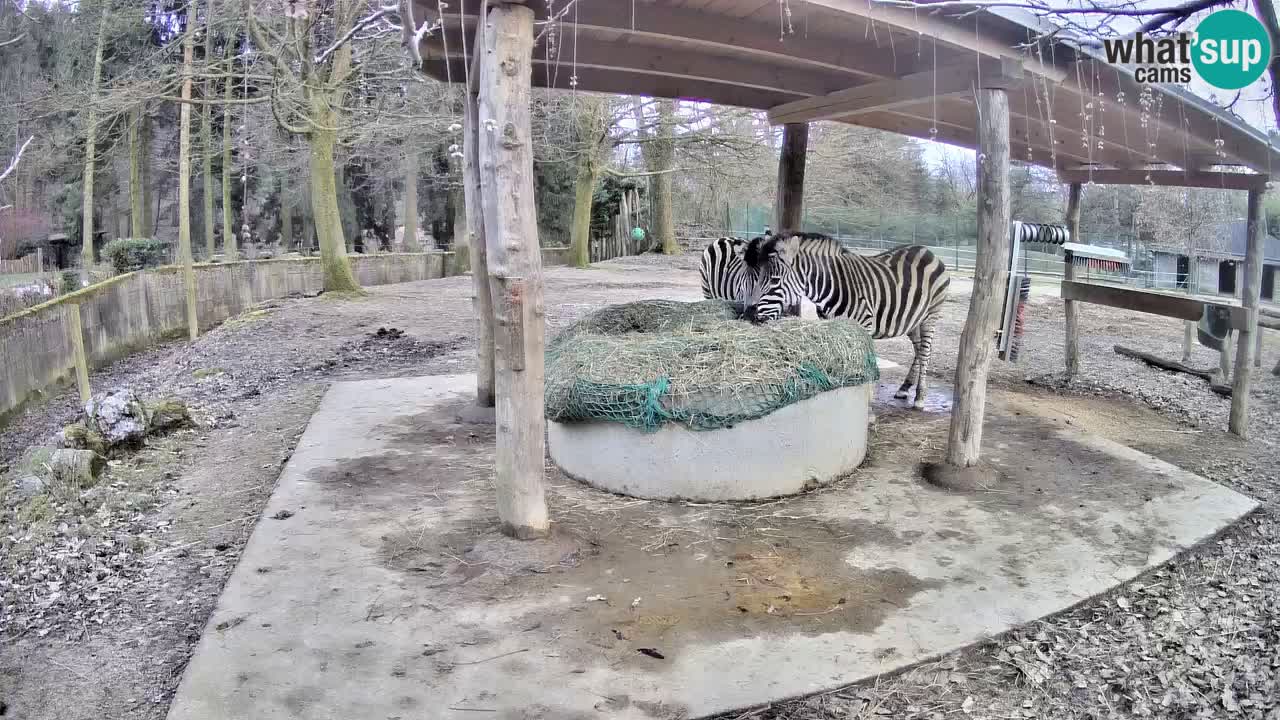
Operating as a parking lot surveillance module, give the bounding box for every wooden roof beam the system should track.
[1057,168,1270,190]
[422,57,796,111]
[767,59,1021,125]
[926,94,1148,170]
[418,0,918,82]
[801,0,1067,83]
[423,30,838,99]
[855,108,1090,169]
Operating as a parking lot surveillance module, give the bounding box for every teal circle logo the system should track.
[1192,9,1271,90]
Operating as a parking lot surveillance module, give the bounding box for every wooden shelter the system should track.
[412,0,1277,536]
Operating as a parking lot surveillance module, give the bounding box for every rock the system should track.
[14,474,45,498]
[59,422,107,456]
[13,447,105,494]
[84,389,150,451]
[148,399,193,434]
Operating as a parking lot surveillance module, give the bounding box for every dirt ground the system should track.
[1,252,1277,720]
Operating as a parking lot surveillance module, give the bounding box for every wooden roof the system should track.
[415,0,1280,177]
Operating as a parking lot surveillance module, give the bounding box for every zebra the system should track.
[741,232,950,409]
[699,233,847,317]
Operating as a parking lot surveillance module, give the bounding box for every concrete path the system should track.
[167,374,1257,720]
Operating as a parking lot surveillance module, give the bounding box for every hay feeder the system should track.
[544,300,879,502]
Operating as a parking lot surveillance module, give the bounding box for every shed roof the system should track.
[1216,220,1280,262]
[415,0,1280,176]
[1153,221,1280,262]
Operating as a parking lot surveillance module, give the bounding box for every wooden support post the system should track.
[477,2,549,539]
[1229,187,1265,436]
[774,122,808,231]
[1063,182,1082,378]
[1182,256,1197,362]
[1256,328,1263,368]
[67,303,91,406]
[1219,330,1233,381]
[463,31,496,408]
[946,87,1010,468]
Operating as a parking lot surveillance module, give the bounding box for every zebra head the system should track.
[741,233,806,323]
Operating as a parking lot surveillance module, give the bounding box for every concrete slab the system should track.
[167,375,1258,720]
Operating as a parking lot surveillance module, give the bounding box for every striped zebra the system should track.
[742,232,950,409]
[699,234,847,317]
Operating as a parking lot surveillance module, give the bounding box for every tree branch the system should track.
[0,135,34,185]
[1255,0,1280,129]
[0,32,25,49]
[315,4,398,65]
[1136,0,1233,32]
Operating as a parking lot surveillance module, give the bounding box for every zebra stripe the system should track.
[699,236,748,301]
[744,233,950,409]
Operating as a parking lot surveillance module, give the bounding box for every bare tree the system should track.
[244,0,373,292]
[569,96,610,267]
[81,2,111,277]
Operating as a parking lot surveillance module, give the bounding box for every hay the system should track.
[545,300,879,432]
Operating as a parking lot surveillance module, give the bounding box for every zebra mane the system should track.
[744,232,846,268]
[743,235,783,268]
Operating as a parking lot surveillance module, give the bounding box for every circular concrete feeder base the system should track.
[548,384,871,502]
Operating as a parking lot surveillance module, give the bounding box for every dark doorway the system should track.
[1218,260,1237,295]
[1176,255,1190,289]
[1263,265,1276,301]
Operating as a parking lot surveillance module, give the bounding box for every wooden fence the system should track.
[0,250,42,275]
[588,187,649,263]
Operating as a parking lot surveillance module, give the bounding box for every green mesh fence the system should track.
[545,300,880,432]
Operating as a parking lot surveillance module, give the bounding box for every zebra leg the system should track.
[895,328,923,400]
[911,313,939,410]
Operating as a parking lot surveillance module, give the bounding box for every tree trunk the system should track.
[1229,187,1265,436]
[281,194,294,251]
[774,122,808,232]
[80,6,109,277]
[653,100,678,254]
[477,2,548,538]
[222,74,237,259]
[569,97,606,268]
[946,88,1010,468]
[463,36,495,406]
[129,108,146,238]
[1063,182,1082,377]
[301,186,315,255]
[141,113,154,238]
[200,0,217,259]
[178,19,199,341]
[402,146,421,252]
[1182,254,1198,362]
[569,163,596,268]
[308,119,361,293]
[334,161,359,252]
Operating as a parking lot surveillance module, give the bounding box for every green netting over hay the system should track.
[545,300,880,432]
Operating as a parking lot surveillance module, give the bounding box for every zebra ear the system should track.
[777,234,803,265]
